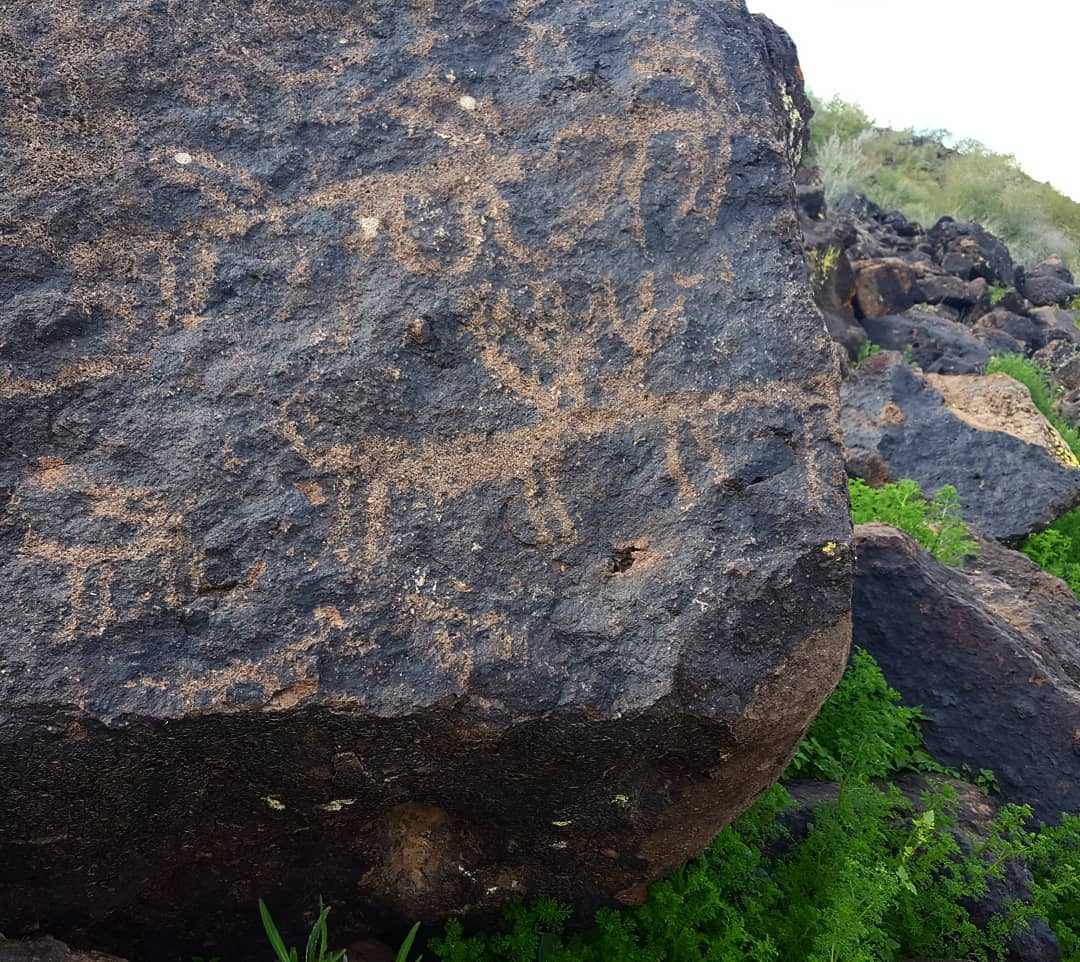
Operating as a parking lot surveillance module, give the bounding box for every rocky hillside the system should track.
[799,154,1080,821]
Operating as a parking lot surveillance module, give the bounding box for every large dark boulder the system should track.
[854,524,1080,822]
[859,309,991,374]
[0,1,852,958]
[841,353,1080,542]
[927,217,1015,286]
[1020,256,1080,308]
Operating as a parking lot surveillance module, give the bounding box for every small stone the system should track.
[173,151,193,165]
[458,94,477,111]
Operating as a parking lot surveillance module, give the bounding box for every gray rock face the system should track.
[0,1,852,957]
[854,524,1080,822]
[1021,256,1080,307]
[841,353,1080,542]
[859,310,990,374]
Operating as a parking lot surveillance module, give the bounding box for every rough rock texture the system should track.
[924,373,1079,467]
[1020,256,1080,308]
[838,354,1080,542]
[851,257,922,320]
[0,1,853,958]
[926,218,1015,287]
[854,524,1080,821]
[859,310,990,374]
[841,353,1080,542]
[0,940,124,962]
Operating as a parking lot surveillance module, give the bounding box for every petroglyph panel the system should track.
[1,0,851,950]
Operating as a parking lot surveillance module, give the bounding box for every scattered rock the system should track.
[1019,256,1080,308]
[852,257,923,319]
[841,353,1080,542]
[854,523,1080,821]
[1029,306,1080,345]
[926,217,1015,287]
[859,310,990,374]
[972,308,1047,353]
[0,1,852,956]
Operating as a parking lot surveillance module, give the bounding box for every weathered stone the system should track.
[852,257,922,319]
[0,1,852,958]
[802,218,866,358]
[859,310,990,374]
[1020,256,1080,307]
[1029,306,1080,345]
[841,354,1080,542]
[0,939,125,962]
[854,524,1080,822]
[972,308,1047,353]
[926,217,1015,286]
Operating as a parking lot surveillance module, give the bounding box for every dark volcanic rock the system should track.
[0,1,852,958]
[1020,256,1080,307]
[927,217,1015,286]
[854,524,1080,822]
[841,353,1080,542]
[859,310,990,374]
[0,939,124,962]
[852,257,922,320]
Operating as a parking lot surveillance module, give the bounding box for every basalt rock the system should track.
[841,354,1080,542]
[858,310,990,374]
[1019,256,1080,308]
[854,524,1080,822]
[0,939,125,962]
[926,217,1015,287]
[0,1,852,959]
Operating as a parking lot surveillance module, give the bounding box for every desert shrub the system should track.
[1023,511,1080,599]
[787,649,939,784]
[848,477,977,565]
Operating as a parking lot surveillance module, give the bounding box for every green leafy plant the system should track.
[426,650,1053,962]
[852,341,880,369]
[849,477,977,565]
[990,284,1007,306]
[788,649,941,785]
[258,899,346,962]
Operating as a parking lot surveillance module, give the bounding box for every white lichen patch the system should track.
[262,796,286,811]
[173,151,193,166]
[319,798,357,813]
[358,216,380,239]
[458,94,477,112]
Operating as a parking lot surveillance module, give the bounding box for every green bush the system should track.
[427,652,1080,962]
[848,477,977,565]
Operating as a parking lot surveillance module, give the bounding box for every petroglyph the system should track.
[16,461,192,640]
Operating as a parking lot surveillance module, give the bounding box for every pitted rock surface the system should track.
[854,524,1080,822]
[0,1,852,957]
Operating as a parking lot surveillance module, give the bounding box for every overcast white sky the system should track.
[746,0,1080,202]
